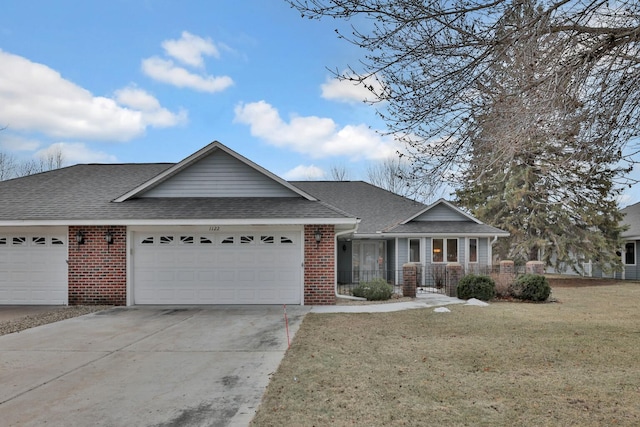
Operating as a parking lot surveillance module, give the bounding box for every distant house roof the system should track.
[621,202,640,239]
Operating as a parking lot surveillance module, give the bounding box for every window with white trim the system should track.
[624,242,636,265]
[432,238,458,263]
[468,238,478,263]
[409,238,421,263]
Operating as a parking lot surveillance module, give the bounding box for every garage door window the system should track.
[240,235,254,244]
[200,236,213,244]
[0,237,6,245]
[261,235,274,244]
[180,236,194,244]
[281,236,293,244]
[52,238,64,245]
[160,236,174,244]
[222,236,234,244]
[13,237,26,246]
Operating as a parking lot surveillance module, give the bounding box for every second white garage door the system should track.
[0,227,68,305]
[132,228,303,304]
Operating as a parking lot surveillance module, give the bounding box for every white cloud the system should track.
[0,134,41,151]
[114,86,188,127]
[162,31,219,67]
[282,164,325,180]
[233,100,399,160]
[0,49,184,141]
[35,142,117,164]
[142,57,233,93]
[321,73,385,103]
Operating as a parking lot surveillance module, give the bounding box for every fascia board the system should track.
[0,218,360,227]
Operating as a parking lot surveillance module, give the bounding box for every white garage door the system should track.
[133,228,303,304]
[0,228,68,305]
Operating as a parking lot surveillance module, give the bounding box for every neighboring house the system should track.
[293,181,509,288]
[617,202,640,280]
[0,141,508,306]
[546,202,640,280]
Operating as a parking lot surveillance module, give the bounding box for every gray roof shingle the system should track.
[0,164,351,222]
[291,181,426,234]
[621,202,640,238]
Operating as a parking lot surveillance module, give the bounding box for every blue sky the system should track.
[1,1,638,206]
[0,1,397,181]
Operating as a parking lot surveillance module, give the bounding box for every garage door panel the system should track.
[133,230,302,304]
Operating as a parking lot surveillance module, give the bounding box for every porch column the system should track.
[445,262,463,298]
[525,261,545,275]
[402,263,417,298]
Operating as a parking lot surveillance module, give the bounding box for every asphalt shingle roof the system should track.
[0,164,351,221]
[621,202,640,238]
[387,221,508,235]
[291,181,426,234]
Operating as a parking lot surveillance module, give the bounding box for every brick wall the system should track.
[304,224,336,305]
[68,225,126,305]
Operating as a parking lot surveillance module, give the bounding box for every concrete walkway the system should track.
[311,292,465,313]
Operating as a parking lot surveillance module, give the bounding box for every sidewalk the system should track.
[310,292,465,313]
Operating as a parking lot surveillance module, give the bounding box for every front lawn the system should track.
[251,283,640,426]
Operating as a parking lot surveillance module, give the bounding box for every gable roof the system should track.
[401,199,481,224]
[0,157,356,227]
[291,181,509,237]
[114,141,317,202]
[291,181,425,234]
[621,202,640,239]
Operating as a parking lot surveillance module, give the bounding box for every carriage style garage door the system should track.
[132,227,303,304]
[0,227,68,305]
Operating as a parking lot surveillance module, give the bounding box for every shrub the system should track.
[510,274,551,302]
[352,278,394,301]
[457,274,496,301]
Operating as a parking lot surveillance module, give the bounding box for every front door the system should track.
[352,240,386,283]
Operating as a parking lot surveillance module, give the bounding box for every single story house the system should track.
[0,141,508,306]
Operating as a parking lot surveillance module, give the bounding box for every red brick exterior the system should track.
[68,225,127,305]
[304,224,336,305]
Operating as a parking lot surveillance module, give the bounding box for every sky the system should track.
[1,0,638,206]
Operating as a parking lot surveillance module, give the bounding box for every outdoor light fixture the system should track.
[75,230,85,245]
[105,230,114,245]
[314,228,322,244]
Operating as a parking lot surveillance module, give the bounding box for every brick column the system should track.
[402,263,417,297]
[446,262,463,298]
[526,261,545,275]
[68,225,127,305]
[304,225,336,305]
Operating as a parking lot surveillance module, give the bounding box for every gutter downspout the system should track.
[490,235,498,265]
[335,222,364,301]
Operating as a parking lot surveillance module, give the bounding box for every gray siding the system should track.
[397,238,409,266]
[142,151,299,198]
[479,237,489,265]
[413,203,470,222]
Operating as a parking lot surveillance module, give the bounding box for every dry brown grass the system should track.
[251,282,640,426]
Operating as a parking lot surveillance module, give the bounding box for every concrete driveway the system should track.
[0,305,309,427]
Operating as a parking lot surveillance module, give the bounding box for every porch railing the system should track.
[337,263,523,297]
